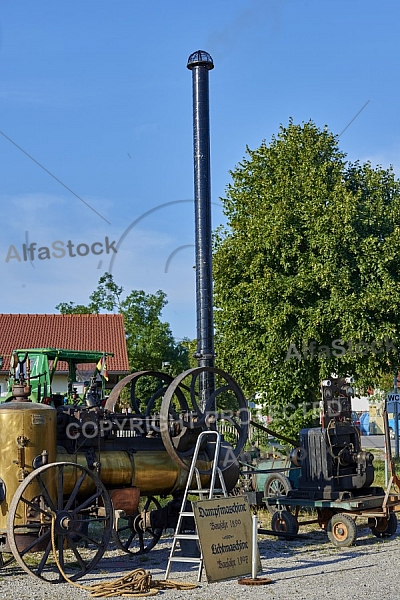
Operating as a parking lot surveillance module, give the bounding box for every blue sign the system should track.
[387,392,400,413]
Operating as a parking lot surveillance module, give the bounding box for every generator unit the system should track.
[290,377,375,500]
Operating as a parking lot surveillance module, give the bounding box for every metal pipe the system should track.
[252,512,258,579]
[187,50,215,407]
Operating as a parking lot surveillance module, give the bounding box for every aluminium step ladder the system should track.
[165,430,228,582]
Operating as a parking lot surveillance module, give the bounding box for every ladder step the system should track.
[168,557,202,564]
[188,488,223,494]
[179,511,194,517]
[175,534,199,540]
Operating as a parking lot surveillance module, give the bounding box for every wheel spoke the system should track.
[124,530,136,549]
[65,471,87,510]
[17,528,51,557]
[57,532,65,574]
[67,537,87,570]
[0,553,15,568]
[219,414,242,433]
[137,532,145,553]
[204,384,230,414]
[36,472,57,512]
[189,374,202,416]
[71,488,102,514]
[19,495,53,519]
[70,525,103,548]
[35,539,52,576]
[57,466,64,510]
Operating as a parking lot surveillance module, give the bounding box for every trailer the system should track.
[266,488,399,546]
[238,451,300,513]
[266,386,400,547]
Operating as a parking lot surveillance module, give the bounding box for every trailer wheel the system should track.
[113,496,163,554]
[271,510,299,535]
[327,513,357,547]
[369,513,398,538]
[264,473,292,515]
[7,462,113,582]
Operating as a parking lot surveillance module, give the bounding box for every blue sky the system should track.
[0,0,399,343]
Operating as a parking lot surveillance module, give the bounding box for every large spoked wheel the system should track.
[369,513,398,538]
[264,473,292,515]
[160,367,249,471]
[113,496,163,555]
[271,510,299,536]
[327,513,357,547]
[7,462,113,582]
[104,370,181,416]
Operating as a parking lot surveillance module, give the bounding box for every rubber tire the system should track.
[369,513,398,538]
[264,473,292,515]
[327,513,357,547]
[271,510,299,535]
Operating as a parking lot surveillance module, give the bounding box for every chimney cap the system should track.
[187,50,214,70]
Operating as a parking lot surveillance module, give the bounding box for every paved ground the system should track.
[361,435,394,451]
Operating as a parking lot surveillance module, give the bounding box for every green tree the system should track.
[56,273,189,374]
[213,120,400,437]
[179,338,198,369]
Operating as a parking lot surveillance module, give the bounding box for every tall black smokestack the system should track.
[187,50,215,404]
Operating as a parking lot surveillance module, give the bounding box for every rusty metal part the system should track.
[10,384,32,402]
[238,577,272,586]
[109,487,141,514]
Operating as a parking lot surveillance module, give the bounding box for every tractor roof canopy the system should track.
[14,348,113,363]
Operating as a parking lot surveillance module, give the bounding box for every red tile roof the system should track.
[0,314,129,373]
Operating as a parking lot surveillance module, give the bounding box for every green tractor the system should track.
[2,348,113,407]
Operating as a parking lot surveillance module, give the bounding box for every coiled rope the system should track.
[50,513,198,597]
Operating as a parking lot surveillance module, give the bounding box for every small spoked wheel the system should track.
[264,473,292,515]
[327,513,357,547]
[113,496,163,555]
[7,462,113,582]
[271,510,299,535]
[369,513,398,538]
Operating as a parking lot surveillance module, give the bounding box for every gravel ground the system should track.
[0,519,399,600]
